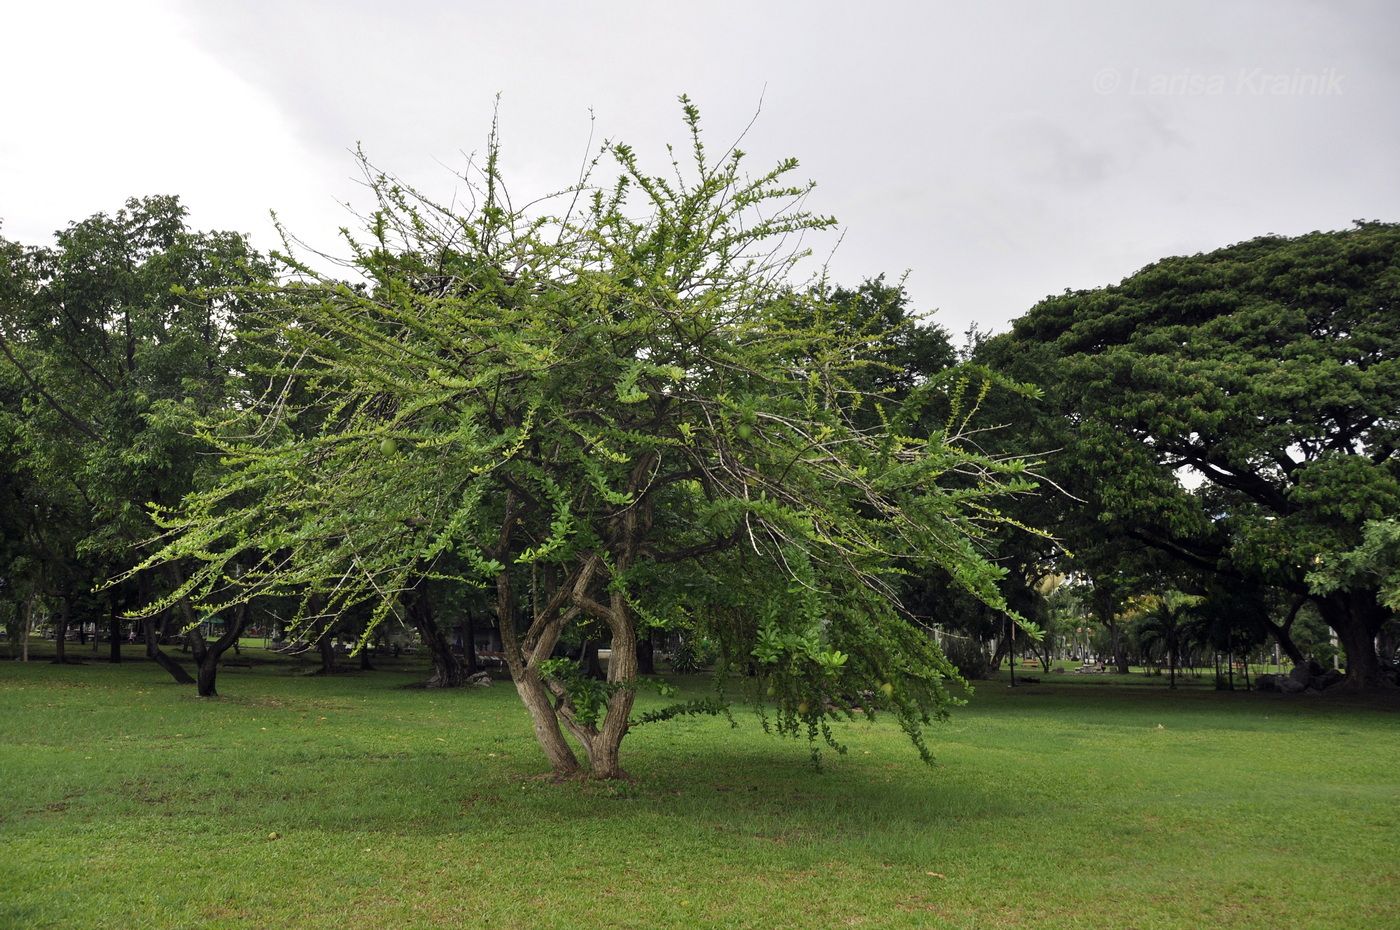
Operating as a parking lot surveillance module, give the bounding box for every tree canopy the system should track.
[0,196,272,682]
[980,222,1400,688]
[128,104,1043,776]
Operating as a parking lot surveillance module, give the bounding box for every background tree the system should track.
[981,223,1400,689]
[1134,591,1204,689]
[0,198,272,690]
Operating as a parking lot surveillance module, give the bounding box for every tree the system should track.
[132,102,1042,777]
[0,198,272,691]
[982,224,1400,689]
[1133,592,1203,689]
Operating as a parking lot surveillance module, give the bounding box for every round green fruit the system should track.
[880,681,894,698]
[766,684,777,698]
[380,437,399,456]
[796,701,809,715]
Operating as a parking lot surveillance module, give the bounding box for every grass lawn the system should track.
[2,647,1397,929]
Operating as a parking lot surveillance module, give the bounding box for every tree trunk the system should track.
[188,605,248,698]
[636,628,655,676]
[518,668,583,775]
[463,611,478,675]
[108,598,122,664]
[990,634,1008,671]
[1270,597,1307,666]
[196,653,219,696]
[143,617,195,684]
[21,595,33,662]
[51,597,70,664]
[317,626,337,675]
[497,567,581,777]
[578,637,605,680]
[588,597,638,779]
[1316,590,1390,691]
[405,589,464,688]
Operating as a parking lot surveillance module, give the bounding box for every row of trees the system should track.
[3,103,1397,776]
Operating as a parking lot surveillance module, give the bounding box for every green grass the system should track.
[2,648,1397,929]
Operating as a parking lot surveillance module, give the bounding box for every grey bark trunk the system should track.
[497,570,580,777]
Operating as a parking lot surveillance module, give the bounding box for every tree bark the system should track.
[143,616,195,684]
[21,595,33,663]
[463,612,478,675]
[108,597,122,664]
[636,628,655,676]
[578,637,605,680]
[989,634,1008,671]
[185,601,247,698]
[317,626,337,676]
[497,570,579,776]
[1316,590,1390,691]
[405,587,464,688]
[51,597,70,664]
[1091,586,1130,674]
[580,501,650,779]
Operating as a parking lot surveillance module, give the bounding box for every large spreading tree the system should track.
[132,104,1042,776]
[982,222,1400,689]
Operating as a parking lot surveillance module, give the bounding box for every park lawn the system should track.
[1,653,1396,930]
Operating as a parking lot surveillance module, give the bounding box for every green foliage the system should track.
[115,101,1043,769]
[1309,518,1400,610]
[0,199,271,629]
[980,223,1400,683]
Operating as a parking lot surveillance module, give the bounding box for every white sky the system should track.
[3,0,1397,334]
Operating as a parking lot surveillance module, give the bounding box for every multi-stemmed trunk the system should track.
[497,553,640,780]
[185,602,248,698]
[494,458,663,779]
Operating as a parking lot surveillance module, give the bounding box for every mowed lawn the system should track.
[1,650,1396,930]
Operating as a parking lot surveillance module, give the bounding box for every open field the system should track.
[2,650,1397,930]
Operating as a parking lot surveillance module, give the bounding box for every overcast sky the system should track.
[3,0,1397,334]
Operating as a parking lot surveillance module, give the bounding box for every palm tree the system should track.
[1136,592,1204,689]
